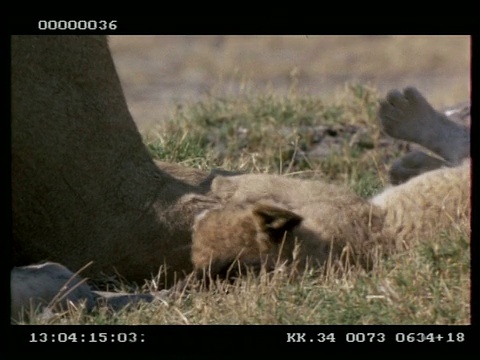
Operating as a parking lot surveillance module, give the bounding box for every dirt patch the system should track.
[109,35,470,133]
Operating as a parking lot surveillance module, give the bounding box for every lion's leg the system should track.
[11,262,95,321]
[379,87,470,164]
[388,150,448,185]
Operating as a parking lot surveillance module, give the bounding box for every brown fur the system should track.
[12,36,220,284]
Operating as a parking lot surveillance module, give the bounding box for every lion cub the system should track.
[191,88,470,279]
[192,175,388,277]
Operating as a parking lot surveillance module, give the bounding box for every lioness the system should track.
[10,36,470,321]
[12,36,220,285]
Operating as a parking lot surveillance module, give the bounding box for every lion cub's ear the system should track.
[252,203,303,243]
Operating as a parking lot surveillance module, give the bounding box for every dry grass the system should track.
[17,83,470,325]
[109,35,470,132]
[20,224,470,325]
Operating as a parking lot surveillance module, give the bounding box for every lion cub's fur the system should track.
[191,87,470,279]
[192,160,470,278]
[371,159,470,249]
[192,174,388,275]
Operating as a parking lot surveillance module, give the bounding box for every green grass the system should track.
[145,82,392,191]
[17,82,470,325]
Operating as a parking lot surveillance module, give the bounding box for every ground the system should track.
[109,35,470,133]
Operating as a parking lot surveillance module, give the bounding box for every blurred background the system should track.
[109,35,470,133]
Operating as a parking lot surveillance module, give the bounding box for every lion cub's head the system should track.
[191,202,303,280]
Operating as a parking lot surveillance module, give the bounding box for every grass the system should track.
[145,81,391,190]
[17,82,470,325]
[110,35,470,132]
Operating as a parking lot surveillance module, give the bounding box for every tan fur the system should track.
[191,88,470,278]
[192,203,303,277]
[371,159,470,249]
[192,161,469,277]
[193,174,389,275]
[155,160,239,187]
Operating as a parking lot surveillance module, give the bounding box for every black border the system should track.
[8,325,474,353]
[6,17,475,36]
[4,17,478,354]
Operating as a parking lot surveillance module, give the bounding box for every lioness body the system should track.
[12,36,219,284]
